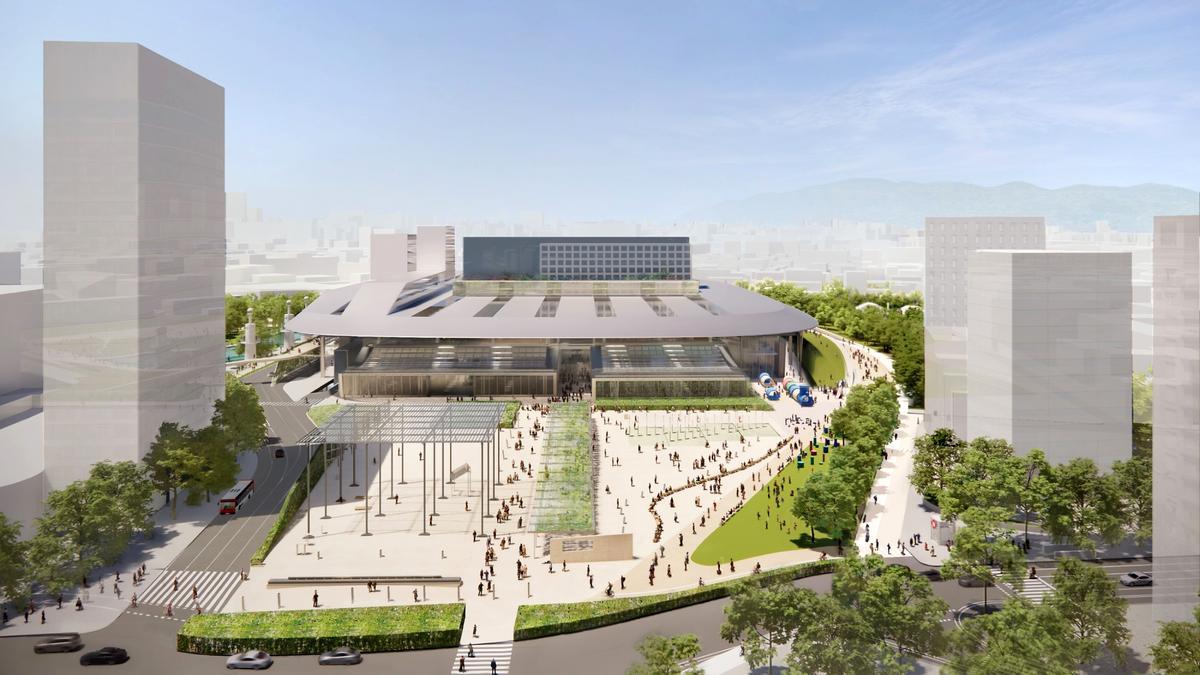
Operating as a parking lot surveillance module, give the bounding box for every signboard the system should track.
[548,533,634,563]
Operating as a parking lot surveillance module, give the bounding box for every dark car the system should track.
[318,646,362,665]
[273,447,286,459]
[34,633,83,653]
[80,646,129,665]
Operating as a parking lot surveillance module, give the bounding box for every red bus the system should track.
[219,479,255,515]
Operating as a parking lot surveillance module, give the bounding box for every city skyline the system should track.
[3,1,1200,241]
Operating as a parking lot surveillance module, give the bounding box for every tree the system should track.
[1001,448,1051,546]
[626,634,702,675]
[910,428,966,502]
[0,514,30,606]
[947,599,1080,674]
[88,461,156,540]
[144,422,200,520]
[1111,455,1152,545]
[792,469,858,544]
[185,425,241,504]
[940,507,1025,611]
[938,437,1017,521]
[1149,595,1200,675]
[1042,458,1125,557]
[832,550,948,657]
[213,373,267,453]
[1048,558,1130,666]
[1132,368,1152,457]
[33,480,126,589]
[720,580,800,672]
[785,589,907,675]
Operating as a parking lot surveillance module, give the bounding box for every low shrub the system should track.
[513,560,835,640]
[499,401,520,429]
[250,448,329,565]
[177,604,464,655]
[594,397,772,412]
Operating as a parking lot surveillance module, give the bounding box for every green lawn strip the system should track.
[801,332,846,387]
[249,448,329,565]
[692,446,836,565]
[531,402,595,533]
[177,604,464,655]
[594,397,772,412]
[307,403,341,427]
[512,560,836,640]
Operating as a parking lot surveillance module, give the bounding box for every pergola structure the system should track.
[294,401,509,536]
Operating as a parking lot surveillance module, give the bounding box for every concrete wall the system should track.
[0,286,42,394]
[1152,215,1200,624]
[42,42,224,490]
[966,251,1131,467]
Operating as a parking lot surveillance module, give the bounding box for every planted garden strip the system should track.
[250,447,330,565]
[513,561,836,640]
[176,604,464,655]
[595,397,772,412]
[530,402,597,533]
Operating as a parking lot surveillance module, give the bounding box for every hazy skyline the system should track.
[3,0,1199,241]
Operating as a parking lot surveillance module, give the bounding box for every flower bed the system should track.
[177,604,464,655]
[595,397,772,412]
[513,560,836,640]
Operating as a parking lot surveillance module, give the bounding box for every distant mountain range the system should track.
[680,179,1198,232]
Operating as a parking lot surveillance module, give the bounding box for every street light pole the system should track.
[376,443,384,517]
[322,444,330,519]
[420,442,429,536]
[304,443,313,539]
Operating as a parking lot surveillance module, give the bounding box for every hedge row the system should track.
[250,447,330,565]
[513,560,836,640]
[594,397,773,412]
[499,401,520,429]
[177,604,464,655]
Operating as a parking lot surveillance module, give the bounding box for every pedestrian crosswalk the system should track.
[450,641,513,674]
[990,567,1055,604]
[136,569,243,613]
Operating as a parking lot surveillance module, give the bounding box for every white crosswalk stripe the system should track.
[450,641,513,674]
[136,569,243,613]
[990,567,1055,604]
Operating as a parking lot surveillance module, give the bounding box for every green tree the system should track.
[910,428,966,502]
[88,461,156,540]
[1048,558,1130,666]
[792,469,858,544]
[1132,368,1152,457]
[213,373,268,452]
[720,580,800,673]
[0,513,30,606]
[940,507,1025,611]
[832,550,948,657]
[938,437,1017,521]
[144,422,200,520]
[1149,595,1200,675]
[947,599,1080,674]
[786,589,907,675]
[1042,458,1125,557]
[185,425,241,504]
[1001,448,1051,546]
[626,634,702,675]
[33,480,126,589]
[1112,455,1152,545]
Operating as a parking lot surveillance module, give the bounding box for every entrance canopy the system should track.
[296,401,508,445]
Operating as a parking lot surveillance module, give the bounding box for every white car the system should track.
[226,650,273,669]
[1119,571,1153,587]
[318,646,363,665]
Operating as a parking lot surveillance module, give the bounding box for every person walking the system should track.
[458,655,466,672]
[40,609,45,624]
[491,658,498,675]
[313,590,319,608]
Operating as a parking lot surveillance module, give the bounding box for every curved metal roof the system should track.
[286,279,817,340]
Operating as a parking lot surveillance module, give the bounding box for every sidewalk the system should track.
[0,451,256,636]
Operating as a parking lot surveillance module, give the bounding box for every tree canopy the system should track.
[626,634,702,675]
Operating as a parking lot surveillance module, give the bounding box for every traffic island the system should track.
[176,604,464,655]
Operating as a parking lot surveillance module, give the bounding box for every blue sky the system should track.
[2,0,1198,238]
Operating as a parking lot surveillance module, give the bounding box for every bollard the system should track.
[527,581,531,598]
[379,548,383,558]
[351,587,355,604]
[491,585,497,600]
[387,586,391,601]
[442,549,447,559]
[318,550,322,560]
[276,592,281,609]
[422,585,427,601]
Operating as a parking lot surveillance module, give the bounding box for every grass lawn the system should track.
[692,448,836,564]
[177,604,464,655]
[801,332,846,387]
[307,403,341,427]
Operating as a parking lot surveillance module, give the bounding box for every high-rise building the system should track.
[1152,215,1200,624]
[965,250,1131,466]
[923,217,1044,436]
[42,42,224,489]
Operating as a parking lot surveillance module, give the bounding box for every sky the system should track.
[2,0,1198,240]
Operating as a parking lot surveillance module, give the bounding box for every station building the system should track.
[287,235,818,399]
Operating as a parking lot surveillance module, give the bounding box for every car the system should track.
[79,646,129,665]
[1120,571,1153,587]
[34,633,83,653]
[318,647,363,665]
[227,650,273,670]
[274,447,285,459]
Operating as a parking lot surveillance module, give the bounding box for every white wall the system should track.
[966,250,1131,467]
